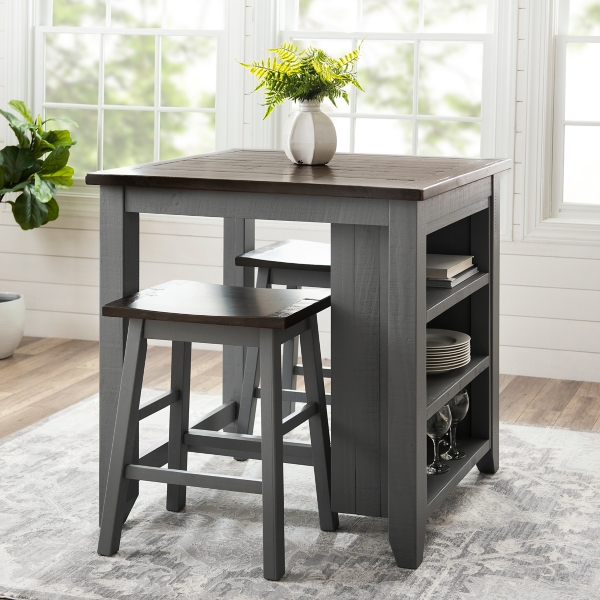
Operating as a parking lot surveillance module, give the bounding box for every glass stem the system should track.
[450,424,458,454]
[433,437,442,468]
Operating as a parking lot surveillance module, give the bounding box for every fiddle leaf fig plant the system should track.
[0,100,77,230]
[241,42,364,119]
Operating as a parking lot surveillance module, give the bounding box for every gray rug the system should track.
[1,392,599,600]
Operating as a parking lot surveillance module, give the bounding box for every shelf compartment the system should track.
[426,355,489,418]
[426,437,490,517]
[426,272,489,323]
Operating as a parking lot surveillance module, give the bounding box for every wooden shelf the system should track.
[426,437,490,517]
[426,355,489,418]
[426,273,489,323]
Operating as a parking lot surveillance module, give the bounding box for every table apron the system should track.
[124,187,390,226]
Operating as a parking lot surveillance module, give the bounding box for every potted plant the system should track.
[0,100,77,358]
[242,43,363,165]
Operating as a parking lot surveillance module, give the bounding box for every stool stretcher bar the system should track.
[125,464,263,494]
[138,389,180,420]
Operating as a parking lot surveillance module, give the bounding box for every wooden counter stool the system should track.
[236,240,331,431]
[97,280,338,581]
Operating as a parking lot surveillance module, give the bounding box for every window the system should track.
[278,0,497,158]
[552,0,600,216]
[34,0,227,178]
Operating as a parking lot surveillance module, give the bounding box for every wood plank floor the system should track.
[1,338,599,439]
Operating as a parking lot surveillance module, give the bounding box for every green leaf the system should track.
[0,146,39,186]
[8,100,34,124]
[0,166,4,190]
[34,173,56,202]
[0,181,32,195]
[44,129,75,148]
[8,187,48,230]
[31,133,56,159]
[43,116,78,128]
[43,198,59,224]
[41,166,74,188]
[39,146,70,175]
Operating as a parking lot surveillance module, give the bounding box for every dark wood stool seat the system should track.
[103,279,331,329]
[236,240,331,272]
[235,241,332,430]
[97,280,338,581]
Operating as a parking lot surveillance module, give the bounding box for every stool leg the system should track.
[167,341,191,512]
[281,285,299,419]
[98,319,147,556]
[237,267,270,439]
[301,315,339,532]
[260,328,285,581]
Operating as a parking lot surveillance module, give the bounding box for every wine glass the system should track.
[441,389,470,461]
[426,406,452,475]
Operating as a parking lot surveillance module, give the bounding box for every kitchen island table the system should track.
[87,149,510,568]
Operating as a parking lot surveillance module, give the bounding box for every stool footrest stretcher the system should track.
[125,464,262,494]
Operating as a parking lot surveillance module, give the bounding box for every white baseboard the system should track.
[500,345,600,383]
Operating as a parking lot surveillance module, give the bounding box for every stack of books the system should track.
[426,254,478,288]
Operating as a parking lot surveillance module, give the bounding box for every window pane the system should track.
[329,117,351,152]
[52,0,106,27]
[166,0,224,29]
[104,35,155,106]
[297,0,358,31]
[418,120,481,157]
[45,108,98,176]
[419,42,483,118]
[424,0,488,33]
[569,0,600,35]
[565,43,600,121]
[161,37,217,108]
[355,118,412,154]
[45,34,100,105]
[103,110,154,169]
[110,0,162,28]
[563,126,600,204]
[356,41,414,115]
[361,0,419,33]
[160,112,215,160]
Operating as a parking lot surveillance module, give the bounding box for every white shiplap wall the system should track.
[1,0,598,380]
[499,0,600,383]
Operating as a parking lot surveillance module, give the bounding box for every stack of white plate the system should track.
[426,329,471,374]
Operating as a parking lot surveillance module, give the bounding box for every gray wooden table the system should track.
[87,149,510,569]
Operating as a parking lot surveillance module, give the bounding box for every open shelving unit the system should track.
[423,204,497,519]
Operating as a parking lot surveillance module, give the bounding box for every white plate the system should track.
[426,348,471,361]
[427,356,471,373]
[427,357,471,367]
[427,342,470,353]
[426,329,471,349]
[427,347,471,359]
[427,346,470,357]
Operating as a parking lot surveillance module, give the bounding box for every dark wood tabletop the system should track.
[86,149,511,201]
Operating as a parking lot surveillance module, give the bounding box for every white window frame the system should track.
[251,0,517,240]
[522,0,600,244]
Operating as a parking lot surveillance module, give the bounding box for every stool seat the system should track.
[102,280,330,329]
[236,240,331,272]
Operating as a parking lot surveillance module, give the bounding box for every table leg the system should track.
[387,201,427,569]
[476,175,500,474]
[331,223,384,518]
[222,218,255,431]
[99,186,139,522]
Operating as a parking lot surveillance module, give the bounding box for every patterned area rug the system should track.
[1,392,599,600]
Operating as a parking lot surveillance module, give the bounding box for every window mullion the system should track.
[412,40,420,155]
[97,33,106,170]
[154,35,162,161]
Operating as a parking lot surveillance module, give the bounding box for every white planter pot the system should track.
[0,293,25,359]
[283,100,337,165]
